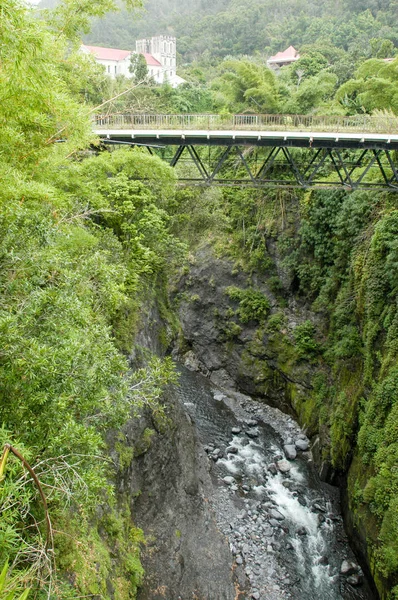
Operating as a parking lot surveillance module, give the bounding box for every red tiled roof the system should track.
[142,53,162,67]
[82,45,132,61]
[268,46,300,63]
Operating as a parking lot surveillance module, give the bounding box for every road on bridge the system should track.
[94,113,398,190]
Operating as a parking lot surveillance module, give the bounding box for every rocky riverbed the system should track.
[174,366,375,600]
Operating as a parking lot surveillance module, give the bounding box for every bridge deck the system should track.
[96,129,398,149]
[94,117,398,190]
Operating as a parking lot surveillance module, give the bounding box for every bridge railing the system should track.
[94,113,398,134]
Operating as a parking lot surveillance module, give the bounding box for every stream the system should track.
[174,365,375,600]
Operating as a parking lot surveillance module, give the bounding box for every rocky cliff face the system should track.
[117,391,237,600]
[173,243,313,418]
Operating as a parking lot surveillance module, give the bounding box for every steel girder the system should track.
[102,140,398,191]
[165,144,398,190]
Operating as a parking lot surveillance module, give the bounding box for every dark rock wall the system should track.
[118,391,236,600]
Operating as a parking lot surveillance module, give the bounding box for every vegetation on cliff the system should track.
[178,181,398,598]
[0,1,181,597]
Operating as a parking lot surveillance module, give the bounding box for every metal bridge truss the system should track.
[103,140,398,190]
[164,144,398,190]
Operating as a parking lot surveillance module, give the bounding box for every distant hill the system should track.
[36,0,398,62]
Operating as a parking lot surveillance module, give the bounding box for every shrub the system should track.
[225,286,270,323]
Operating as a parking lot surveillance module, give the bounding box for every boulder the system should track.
[269,508,285,521]
[347,574,362,586]
[340,560,360,575]
[223,476,235,486]
[277,460,291,473]
[246,429,259,438]
[283,444,297,460]
[295,438,310,451]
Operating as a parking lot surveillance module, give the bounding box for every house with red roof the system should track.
[81,45,134,78]
[267,46,300,69]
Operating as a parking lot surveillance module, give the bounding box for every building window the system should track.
[107,65,110,73]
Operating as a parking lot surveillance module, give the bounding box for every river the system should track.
[173,366,375,600]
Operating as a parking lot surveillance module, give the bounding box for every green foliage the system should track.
[226,286,270,323]
[283,71,338,114]
[336,57,398,114]
[212,59,279,113]
[0,2,184,595]
[292,50,329,82]
[0,561,29,600]
[292,321,319,359]
[85,0,398,67]
[221,320,243,340]
[129,53,149,83]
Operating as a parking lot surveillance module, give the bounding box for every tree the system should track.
[129,53,149,83]
[291,50,329,83]
[283,71,338,114]
[212,59,280,113]
[336,57,398,114]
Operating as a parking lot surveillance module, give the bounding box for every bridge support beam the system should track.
[101,139,398,191]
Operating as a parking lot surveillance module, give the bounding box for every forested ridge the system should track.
[81,0,398,63]
[1,0,398,599]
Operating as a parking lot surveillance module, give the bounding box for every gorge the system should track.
[1,1,398,599]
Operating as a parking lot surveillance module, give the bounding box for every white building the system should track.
[140,53,164,84]
[136,35,176,83]
[82,36,186,87]
[81,45,133,78]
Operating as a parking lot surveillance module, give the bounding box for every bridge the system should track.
[94,114,398,190]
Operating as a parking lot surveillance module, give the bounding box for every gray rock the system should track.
[231,427,241,434]
[236,555,243,565]
[226,446,238,454]
[246,429,259,438]
[223,476,235,485]
[246,419,258,427]
[252,593,260,599]
[269,519,280,527]
[347,574,362,586]
[341,560,360,575]
[277,460,291,473]
[269,509,285,521]
[295,438,310,451]
[213,392,225,401]
[283,444,297,460]
[268,463,278,475]
[282,480,293,489]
